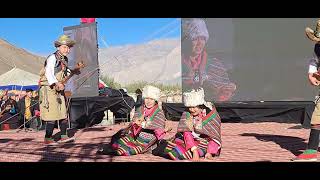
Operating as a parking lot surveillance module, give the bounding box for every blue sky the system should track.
[0,18,181,56]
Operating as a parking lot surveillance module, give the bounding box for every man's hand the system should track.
[55,82,65,91]
[34,110,40,117]
[192,148,200,162]
[309,73,320,86]
[205,153,215,160]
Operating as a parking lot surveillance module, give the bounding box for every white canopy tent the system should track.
[0,68,39,90]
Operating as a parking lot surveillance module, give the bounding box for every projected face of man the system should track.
[58,44,71,56]
[191,36,206,57]
[144,98,156,109]
[188,106,202,117]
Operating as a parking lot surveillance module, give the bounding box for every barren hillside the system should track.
[0,39,45,75]
[98,38,181,85]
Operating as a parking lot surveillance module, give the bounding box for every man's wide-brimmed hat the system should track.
[54,35,76,47]
[306,19,320,43]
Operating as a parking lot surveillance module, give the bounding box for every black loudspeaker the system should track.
[63,23,99,98]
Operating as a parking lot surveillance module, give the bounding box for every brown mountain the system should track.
[0,39,45,75]
[98,38,181,85]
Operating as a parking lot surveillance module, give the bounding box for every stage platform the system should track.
[0,121,312,162]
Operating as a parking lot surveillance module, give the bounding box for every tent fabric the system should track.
[0,85,38,91]
[0,68,39,87]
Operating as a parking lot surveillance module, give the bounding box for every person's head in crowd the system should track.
[4,89,9,95]
[32,90,39,98]
[8,93,15,98]
[0,90,4,99]
[183,88,212,116]
[26,89,33,98]
[1,94,8,102]
[142,85,161,109]
[7,93,16,102]
[182,18,209,58]
[15,94,20,102]
[135,88,142,96]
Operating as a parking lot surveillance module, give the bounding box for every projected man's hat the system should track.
[54,35,76,47]
[306,19,320,43]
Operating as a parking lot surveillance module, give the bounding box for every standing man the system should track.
[39,35,76,145]
[293,19,320,161]
[18,89,39,131]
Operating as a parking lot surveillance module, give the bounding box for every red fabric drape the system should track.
[80,18,96,23]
